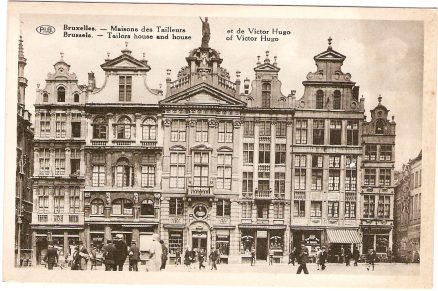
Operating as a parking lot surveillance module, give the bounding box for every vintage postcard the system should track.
[4,1,437,288]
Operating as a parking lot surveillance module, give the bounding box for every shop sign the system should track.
[304,234,320,245]
[257,230,268,238]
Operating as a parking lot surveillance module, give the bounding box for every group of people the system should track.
[181,246,220,271]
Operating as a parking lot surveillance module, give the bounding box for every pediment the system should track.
[190,144,213,152]
[254,63,280,72]
[160,83,246,107]
[314,49,346,61]
[101,54,151,72]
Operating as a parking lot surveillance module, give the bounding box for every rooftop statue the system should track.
[200,17,210,48]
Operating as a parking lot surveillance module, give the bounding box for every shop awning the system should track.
[238,224,286,230]
[326,229,361,244]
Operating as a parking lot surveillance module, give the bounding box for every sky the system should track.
[19,15,423,170]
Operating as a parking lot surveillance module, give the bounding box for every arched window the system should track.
[91,199,104,215]
[112,198,133,215]
[376,119,385,134]
[114,157,133,187]
[57,87,65,102]
[261,82,271,108]
[316,90,324,109]
[140,199,154,216]
[43,93,49,102]
[333,90,341,110]
[92,116,108,139]
[116,116,132,139]
[142,118,157,140]
[74,93,80,103]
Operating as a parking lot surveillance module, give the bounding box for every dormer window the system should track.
[74,93,80,103]
[376,119,385,134]
[119,76,132,101]
[333,90,341,110]
[261,82,271,108]
[316,90,324,109]
[57,87,65,102]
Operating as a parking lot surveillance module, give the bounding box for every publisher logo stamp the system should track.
[36,25,55,35]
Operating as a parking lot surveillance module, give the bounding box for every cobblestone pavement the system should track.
[32,262,420,276]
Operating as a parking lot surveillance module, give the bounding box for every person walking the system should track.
[340,246,345,264]
[345,247,351,266]
[77,241,89,270]
[296,243,309,274]
[184,246,192,271]
[89,245,97,270]
[268,248,274,265]
[175,248,181,266]
[45,242,58,270]
[102,240,116,271]
[353,247,360,266]
[146,233,162,272]
[128,240,140,271]
[315,247,322,270]
[198,248,206,270]
[288,247,296,266]
[160,240,168,270]
[319,246,327,271]
[209,247,219,270]
[367,249,377,271]
[250,247,256,266]
[113,234,128,271]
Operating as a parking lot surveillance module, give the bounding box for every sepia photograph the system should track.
[3,1,437,288]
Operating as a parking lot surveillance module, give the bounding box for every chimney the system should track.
[244,78,250,95]
[88,72,96,91]
[235,70,241,98]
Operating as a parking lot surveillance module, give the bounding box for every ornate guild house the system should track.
[29,21,397,265]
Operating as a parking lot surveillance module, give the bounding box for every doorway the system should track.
[256,237,267,260]
[192,232,207,252]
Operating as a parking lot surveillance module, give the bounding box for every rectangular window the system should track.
[259,121,271,137]
[39,149,50,176]
[241,202,252,219]
[242,172,253,194]
[258,172,270,190]
[294,155,306,190]
[243,121,254,137]
[311,169,323,191]
[312,155,323,168]
[243,143,254,164]
[364,169,377,186]
[276,122,287,137]
[345,170,357,191]
[258,143,270,164]
[141,165,156,187]
[169,198,184,215]
[293,200,305,217]
[313,120,325,145]
[119,75,132,101]
[295,120,308,144]
[363,195,375,218]
[257,203,269,219]
[38,186,49,213]
[327,201,339,218]
[218,121,233,143]
[380,145,392,161]
[193,152,209,187]
[365,145,377,161]
[347,120,359,145]
[273,203,284,219]
[92,165,105,187]
[40,112,51,138]
[170,153,185,188]
[274,172,285,194]
[275,144,286,164]
[54,187,65,214]
[195,120,209,142]
[345,201,356,218]
[216,199,231,216]
[171,120,186,142]
[377,195,391,218]
[55,113,66,138]
[310,201,322,217]
[69,186,80,214]
[379,168,391,187]
[71,122,81,138]
[70,148,80,175]
[328,170,340,191]
[217,153,232,190]
[330,120,342,145]
[114,165,133,187]
[54,149,65,176]
[328,155,341,168]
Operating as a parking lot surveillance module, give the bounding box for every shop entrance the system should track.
[256,237,267,260]
[192,232,207,252]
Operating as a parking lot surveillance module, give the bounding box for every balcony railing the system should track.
[38,215,48,223]
[258,164,270,172]
[259,136,271,143]
[53,215,63,223]
[141,140,158,148]
[188,186,213,196]
[91,140,107,146]
[112,140,135,146]
[69,215,79,223]
[254,189,272,199]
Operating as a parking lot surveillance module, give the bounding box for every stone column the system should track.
[65,147,71,176]
[107,113,114,143]
[31,231,37,266]
[135,113,141,145]
[66,110,72,139]
[48,186,54,222]
[81,111,86,140]
[269,121,276,192]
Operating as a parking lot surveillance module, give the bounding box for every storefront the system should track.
[361,227,392,261]
[214,229,231,264]
[326,228,362,263]
[290,228,323,262]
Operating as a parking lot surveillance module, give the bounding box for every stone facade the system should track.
[30,29,397,265]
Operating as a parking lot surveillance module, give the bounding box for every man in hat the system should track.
[45,241,58,270]
[128,240,140,271]
[319,246,328,271]
[160,239,168,270]
[77,240,89,270]
[113,234,128,271]
[102,239,116,271]
[296,243,309,274]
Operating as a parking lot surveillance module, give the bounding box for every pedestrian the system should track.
[113,234,128,271]
[184,246,192,271]
[128,240,140,271]
[190,248,197,269]
[340,246,345,264]
[175,248,181,266]
[77,241,89,270]
[268,248,274,265]
[102,240,116,271]
[250,247,256,266]
[198,248,206,270]
[209,247,219,270]
[160,239,168,270]
[345,247,351,266]
[288,247,296,266]
[353,247,360,266]
[90,245,97,270]
[367,249,377,271]
[315,247,321,270]
[45,241,58,270]
[146,233,162,272]
[319,246,327,271]
[296,243,309,274]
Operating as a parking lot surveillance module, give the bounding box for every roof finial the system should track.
[378,94,382,104]
[264,50,270,63]
[256,55,261,65]
[60,51,64,60]
[143,52,146,59]
[125,41,128,49]
[107,52,110,59]
[328,36,332,46]
[273,56,277,66]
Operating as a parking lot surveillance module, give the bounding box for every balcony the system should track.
[141,140,158,148]
[259,136,271,143]
[112,140,135,146]
[33,213,83,225]
[254,189,272,200]
[91,140,107,146]
[187,186,213,196]
[258,164,270,172]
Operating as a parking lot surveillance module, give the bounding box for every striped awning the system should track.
[326,229,361,244]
